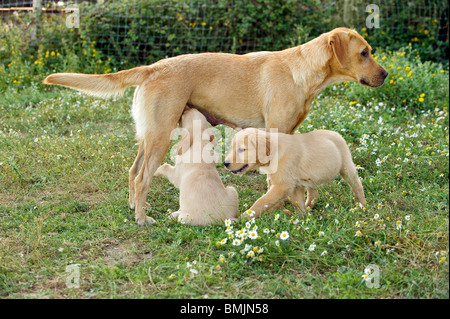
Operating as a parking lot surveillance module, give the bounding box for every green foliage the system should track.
[0,7,113,95]
[2,0,445,73]
[0,77,448,298]
[325,47,449,112]
[69,0,332,65]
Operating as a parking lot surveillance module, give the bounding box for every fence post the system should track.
[33,0,42,42]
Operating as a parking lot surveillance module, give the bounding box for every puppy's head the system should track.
[327,28,388,87]
[223,128,271,175]
[177,108,217,156]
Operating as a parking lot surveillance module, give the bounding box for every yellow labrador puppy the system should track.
[154,108,238,225]
[224,128,366,218]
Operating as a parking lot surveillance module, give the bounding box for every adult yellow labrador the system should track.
[43,27,387,226]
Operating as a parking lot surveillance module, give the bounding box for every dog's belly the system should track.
[190,105,265,129]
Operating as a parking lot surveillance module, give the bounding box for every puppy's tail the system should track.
[43,66,152,98]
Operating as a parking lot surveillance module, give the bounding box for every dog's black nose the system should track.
[223,161,230,168]
[381,69,388,79]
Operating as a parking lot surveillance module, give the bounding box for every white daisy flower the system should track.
[232,239,242,246]
[248,230,258,240]
[280,231,289,240]
[189,268,198,276]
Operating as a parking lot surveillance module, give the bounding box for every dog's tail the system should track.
[43,66,152,98]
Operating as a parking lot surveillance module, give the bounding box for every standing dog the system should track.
[153,108,238,225]
[43,27,386,225]
[223,128,366,218]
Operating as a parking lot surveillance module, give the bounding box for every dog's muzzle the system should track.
[231,164,248,174]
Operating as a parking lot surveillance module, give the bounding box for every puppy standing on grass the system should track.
[223,128,366,218]
[154,108,238,226]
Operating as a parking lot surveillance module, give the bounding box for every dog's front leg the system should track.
[245,185,290,219]
[290,187,307,211]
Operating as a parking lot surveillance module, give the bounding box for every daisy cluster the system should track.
[216,211,290,263]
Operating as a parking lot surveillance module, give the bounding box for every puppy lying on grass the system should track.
[224,128,366,218]
[154,108,238,225]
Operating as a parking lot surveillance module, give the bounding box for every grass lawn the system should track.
[0,52,448,299]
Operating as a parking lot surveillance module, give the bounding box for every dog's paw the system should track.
[135,216,156,226]
[145,216,156,225]
[240,209,255,220]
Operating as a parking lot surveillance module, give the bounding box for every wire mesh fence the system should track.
[1,0,448,66]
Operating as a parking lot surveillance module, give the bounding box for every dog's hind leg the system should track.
[339,152,366,207]
[129,139,144,209]
[132,89,186,226]
[134,130,175,226]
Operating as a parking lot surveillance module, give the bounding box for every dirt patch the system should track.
[103,240,150,266]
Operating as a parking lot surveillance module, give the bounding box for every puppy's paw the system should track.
[240,209,255,220]
[145,216,156,225]
[169,211,179,220]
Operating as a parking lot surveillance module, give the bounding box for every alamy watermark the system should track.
[65,264,80,288]
[65,5,80,29]
[362,264,380,288]
[366,4,380,29]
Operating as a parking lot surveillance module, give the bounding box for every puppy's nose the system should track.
[223,161,230,168]
[381,69,388,79]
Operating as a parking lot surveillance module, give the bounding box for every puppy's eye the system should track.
[361,51,369,58]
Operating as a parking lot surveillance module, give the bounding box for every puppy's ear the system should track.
[329,31,350,66]
[177,128,192,155]
[256,131,271,165]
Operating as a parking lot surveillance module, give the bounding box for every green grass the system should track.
[0,52,448,299]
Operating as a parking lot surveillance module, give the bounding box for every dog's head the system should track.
[327,28,388,87]
[223,128,271,175]
[177,108,217,156]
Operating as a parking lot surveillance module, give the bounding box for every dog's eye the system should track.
[361,51,369,58]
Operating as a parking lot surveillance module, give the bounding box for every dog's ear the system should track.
[329,30,350,66]
[177,128,192,155]
[256,131,271,165]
